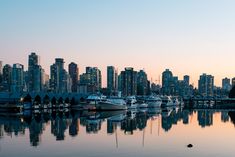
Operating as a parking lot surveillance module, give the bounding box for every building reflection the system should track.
[0,108,233,147]
[197,110,213,127]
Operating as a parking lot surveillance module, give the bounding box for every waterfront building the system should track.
[162,69,176,95]
[137,70,149,95]
[1,64,12,92]
[183,75,190,86]
[86,67,102,90]
[78,67,102,94]
[107,66,118,95]
[232,77,235,87]
[198,73,214,97]
[0,61,2,76]
[69,62,79,92]
[120,67,137,96]
[11,63,24,93]
[222,77,231,91]
[49,58,71,93]
[28,52,43,92]
[0,61,2,88]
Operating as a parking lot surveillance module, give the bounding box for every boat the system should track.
[137,103,148,108]
[85,94,127,110]
[126,96,137,104]
[161,96,174,107]
[145,95,162,108]
[126,96,137,109]
[86,94,107,105]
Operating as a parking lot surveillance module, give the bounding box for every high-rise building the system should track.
[120,67,137,96]
[85,67,102,90]
[69,62,79,92]
[162,69,174,95]
[78,67,102,94]
[0,61,2,88]
[137,70,148,95]
[11,63,24,93]
[222,77,231,91]
[107,66,117,95]
[50,58,71,93]
[1,64,12,92]
[0,61,2,75]
[232,77,235,87]
[28,52,43,92]
[198,73,214,97]
[183,75,190,86]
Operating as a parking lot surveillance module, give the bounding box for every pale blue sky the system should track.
[1,0,235,86]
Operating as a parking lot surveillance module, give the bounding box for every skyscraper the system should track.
[198,73,214,97]
[162,69,174,95]
[222,77,231,91]
[0,61,2,75]
[11,63,24,93]
[28,52,43,92]
[120,67,137,96]
[69,62,79,92]
[1,64,12,92]
[183,75,190,86]
[232,77,235,88]
[0,61,2,87]
[107,66,117,95]
[86,67,102,90]
[50,58,71,93]
[137,70,148,95]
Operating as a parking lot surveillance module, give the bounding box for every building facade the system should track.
[11,63,24,93]
[107,66,118,95]
[69,62,79,92]
[120,67,137,96]
[198,73,214,97]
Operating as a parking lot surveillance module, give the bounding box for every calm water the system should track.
[1,107,235,157]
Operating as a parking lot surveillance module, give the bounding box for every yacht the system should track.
[126,96,138,109]
[85,94,127,110]
[161,96,174,107]
[145,95,162,108]
[86,94,107,105]
[137,103,148,108]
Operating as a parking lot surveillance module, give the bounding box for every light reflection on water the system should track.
[0,107,235,157]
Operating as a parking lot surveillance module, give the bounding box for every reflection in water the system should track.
[0,108,234,147]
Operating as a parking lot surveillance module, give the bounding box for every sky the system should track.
[1,0,235,87]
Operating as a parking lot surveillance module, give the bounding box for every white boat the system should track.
[126,96,137,109]
[85,95,127,110]
[145,95,162,108]
[161,96,174,107]
[86,94,107,105]
[137,103,148,108]
[126,96,137,104]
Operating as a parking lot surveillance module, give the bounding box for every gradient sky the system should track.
[1,0,235,87]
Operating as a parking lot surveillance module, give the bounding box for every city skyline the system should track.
[0,53,234,89]
[1,0,235,87]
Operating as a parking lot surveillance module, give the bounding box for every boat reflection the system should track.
[0,107,234,147]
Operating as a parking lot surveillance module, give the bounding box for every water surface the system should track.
[0,108,235,157]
